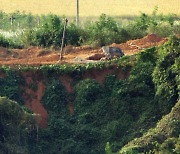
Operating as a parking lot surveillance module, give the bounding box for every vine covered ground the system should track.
[0,36,179,153]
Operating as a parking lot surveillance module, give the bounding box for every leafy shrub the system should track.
[119,100,180,154]
[126,9,177,39]
[0,97,36,154]
[138,47,157,64]
[148,22,173,37]
[0,34,23,48]
[21,29,36,46]
[0,69,24,104]
[66,23,85,46]
[74,79,103,112]
[42,79,68,113]
[47,113,73,140]
[104,74,117,96]
[105,142,113,154]
[172,57,180,99]
[23,15,86,47]
[0,35,10,47]
[23,14,63,47]
[125,13,150,39]
[84,14,121,47]
[153,36,180,114]
[157,137,179,153]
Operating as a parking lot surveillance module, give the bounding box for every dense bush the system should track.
[83,14,122,47]
[118,35,180,154]
[0,97,36,154]
[23,15,64,47]
[20,13,132,47]
[74,79,103,111]
[23,15,87,47]
[153,36,180,114]
[119,100,180,154]
[66,23,86,46]
[1,10,179,48]
[0,69,24,104]
[0,35,11,47]
[0,34,23,48]
[42,79,68,113]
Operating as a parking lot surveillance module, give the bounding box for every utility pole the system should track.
[76,0,79,27]
[59,18,68,61]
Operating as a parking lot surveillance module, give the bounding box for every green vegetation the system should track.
[119,100,180,154]
[42,79,68,114]
[0,97,37,154]
[0,68,24,104]
[0,34,23,48]
[0,10,179,48]
[153,36,180,114]
[0,36,179,153]
[118,36,180,154]
[0,10,43,30]
[0,8,179,153]
[23,12,179,48]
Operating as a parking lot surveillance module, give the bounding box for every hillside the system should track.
[0,36,179,153]
[119,100,180,153]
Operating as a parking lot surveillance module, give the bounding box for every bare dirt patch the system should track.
[22,72,48,128]
[0,34,167,66]
[112,33,167,55]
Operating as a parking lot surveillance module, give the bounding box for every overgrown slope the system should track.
[119,100,180,154]
[0,36,179,154]
[118,35,180,154]
[0,97,37,154]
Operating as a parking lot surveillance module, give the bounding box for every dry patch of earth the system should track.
[0,34,167,66]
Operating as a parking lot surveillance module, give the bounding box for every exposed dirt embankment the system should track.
[0,34,167,127]
[21,72,47,127]
[19,66,130,128]
[0,34,167,65]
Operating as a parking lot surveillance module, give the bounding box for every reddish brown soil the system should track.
[19,67,129,127]
[0,34,168,127]
[59,75,74,93]
[0,34,167,65]
[83,66,127,84]
[22,72,47,127]
[112,33,167,55]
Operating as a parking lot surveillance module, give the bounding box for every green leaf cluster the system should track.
[0,34,23,48]
[0,68,24,104]
[153,35,180,114]
[0,97,36,154]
